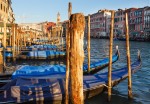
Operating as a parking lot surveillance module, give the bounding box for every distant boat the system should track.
[4,45,66,60]
[21,44,61,51]
[113,37,119,41]
[4,50,66,60]
[0,51,141,103]
[117,37,126,41]
[18,50,66,60]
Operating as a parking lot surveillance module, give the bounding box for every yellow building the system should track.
[0,0,15,22]
[0,0,15,46]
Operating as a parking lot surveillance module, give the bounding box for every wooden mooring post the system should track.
[3,20,7,72]
[61,27,63,51]
[87,14,91,73]
[125,10,133,99]
[65,2,72,104]
[23,33,26,47]
[9,28,12,46]
[17,27,20,55]
[108,10,114,101]
[12,24,16,62]
[70,13,85,104]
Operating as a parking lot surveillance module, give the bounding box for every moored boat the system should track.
[0,48,119,87]
[0,51,141,103]
[18,50,66,60]
[11,48,119,79]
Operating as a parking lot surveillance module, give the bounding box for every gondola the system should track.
[18,50,66,60]
[0,48,119,87]
[11,47,119,79]
[4,45,65,60]
[5,50,66,60]
[0,51,141,104]
[22,44,59,51]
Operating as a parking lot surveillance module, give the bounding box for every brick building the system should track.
[114,9,125,38]
[45,22,56,34]
[90,9,111,38]
[127,7,145,39]
[144,7,150,39]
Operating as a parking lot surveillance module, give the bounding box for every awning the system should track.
[0,22,17,27]
[144,29,150,32]
[130,31,139,35]
[0,32,11,35]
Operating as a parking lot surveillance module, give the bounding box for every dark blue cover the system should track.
[11,52,119,79]
[0,56,141,103]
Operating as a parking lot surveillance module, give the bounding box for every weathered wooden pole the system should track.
[23,33,25,46]
[65,2,72,104]
[20,33,23,50]
[16,26,19,55]
[48,31,51,41]
[29,30,32,46]
[12,24,16,62]
[61,27,64,51]
[15,27,18,54]
[3,20,7,71]
[70,13,85,104]
[9,28,12,46]
[16,31,18,55]
[125,10,133,99]
[108,10,114,101]
[87,14,91,73]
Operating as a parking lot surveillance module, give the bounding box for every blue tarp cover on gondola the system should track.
[0,56,141,103]
[27,50,65,57]
[11,52,119,79]
[27,45,58,50]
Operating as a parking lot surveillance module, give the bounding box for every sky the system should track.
[11,0,149,23]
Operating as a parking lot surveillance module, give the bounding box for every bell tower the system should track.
[57,12,61,25]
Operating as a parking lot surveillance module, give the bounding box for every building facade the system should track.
[127,7,148,40]
[0,0,15,23]
[45,22,56,34]
[114,9,125,38]
[144,7,150,39]
[61,20,69,37]
[90,9,111,38]
[0,0,15,45]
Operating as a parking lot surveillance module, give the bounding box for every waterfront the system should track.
[5,39,150,104]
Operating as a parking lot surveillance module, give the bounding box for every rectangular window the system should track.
[1,4,2,10]
[140,25,143,30]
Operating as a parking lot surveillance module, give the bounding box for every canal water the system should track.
[85,39,150,104]
[5,39,150,104]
